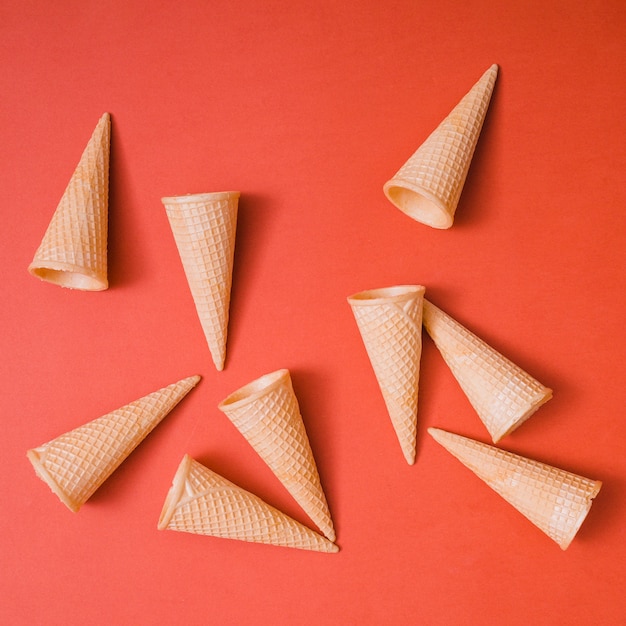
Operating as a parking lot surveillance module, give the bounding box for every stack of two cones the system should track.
[348,287,601,549]
[158,369,337,553]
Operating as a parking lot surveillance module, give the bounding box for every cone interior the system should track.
[218,369,289,410]
[383,184,453,229]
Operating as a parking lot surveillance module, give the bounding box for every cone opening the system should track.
[348,285,425,305]
[383,184,453,229]
[158,454,193,530]
[161,191,240,205]
[218,369,290,411]
[26,448,81,512]
[28,263,107,291]
[558,482,602,550]
[492,388,554,443]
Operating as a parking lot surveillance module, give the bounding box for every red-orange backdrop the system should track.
[2,1,625,624]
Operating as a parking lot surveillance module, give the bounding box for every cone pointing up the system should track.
[158,455,338,553]
[384,65,498,229]
[422,300,552,442]
[162,192,239,371]
[348,286,425,464]
[428,428,602,549]
[218,369,335,541]
[28,113,111,290]
[27,375,200,512]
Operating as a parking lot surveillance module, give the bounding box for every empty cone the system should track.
[158,455,338,553]
[218,369,335,541]
[347,286,425,464]
[383,65,498,229]
[28,113,110,290]
[27,375,200,512]
[162,192,239,371]
[422,300,552,442]
[428,428,602,549]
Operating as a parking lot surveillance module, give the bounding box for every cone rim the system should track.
[28,260,108,291]
[158,454,193,530]
[347,284,425,306]
[383,179,453,229]
[218,369,290,412]
[26,448,80,512]
[161,191,240,205]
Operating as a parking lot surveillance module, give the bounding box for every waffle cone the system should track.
[158,455,338,553]
[27,375,200,511]
[28,113,110,290]
[428,428,601,549]
[218,369,335,541]
[423,300,552,442]
[383,65,498,229]
[347,286,425,464]
[162,192,239,371]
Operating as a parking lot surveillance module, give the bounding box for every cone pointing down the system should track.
[428,428,602,550]
[27,375,201,512]
[384,65,498,229]
[28,113,111,290]
[162,192,239,371]
[422,300,552,442]
[218,369,335,542]
[158,455,338,553]
[348,286,425,464]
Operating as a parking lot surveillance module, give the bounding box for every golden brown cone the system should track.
[27,375,200,512]
[28,113,110,290]
[162,192,239,371]
[384,65,498,229]
[347,286,425,464]
[422,300,552,442]
[158,455,338,553]
[218,369,335,541]
[428,428,602,549]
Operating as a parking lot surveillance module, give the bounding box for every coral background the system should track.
[1,1,625,624]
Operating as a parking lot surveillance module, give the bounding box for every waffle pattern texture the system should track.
[162,192,239,371]
[158,455,338,552]
[348,286,425,464]
[384,65,498,229]
[218,370,335,541]
[28,112,110,290]
[423,300,552,442]
[27,375,200,512]
[429,428,602,549]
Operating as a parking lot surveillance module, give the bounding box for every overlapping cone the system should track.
[28,112,111,290]
[422,300,552,442]
[218,369,335,541]
[158,455,338,553]
[162,191,239,371]
[347,286,425,464]
[383,65,498,229]
[428,428,602,549]
[27,375,200,512]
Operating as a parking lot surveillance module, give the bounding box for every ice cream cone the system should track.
[27,375,200,512]
[162,191,239,371]
[428,428,602,549]
[347,286,425,464]
[422,300,552,442]
[158,455,338,553]
[218,369,335,541]
[28,113,110,290]
[383,65,498,229]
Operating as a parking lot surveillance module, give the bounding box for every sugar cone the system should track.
[28,113,110,290]
[428,428,601,549]
[347,286,425,464]
[158,455,338,553]
[422,300,552,442]
[383,65,498,229]
[27,375,201,512]
[218,369,335,541]
[162,192,239,371]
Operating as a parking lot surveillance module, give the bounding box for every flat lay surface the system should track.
[1,1,625,624]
